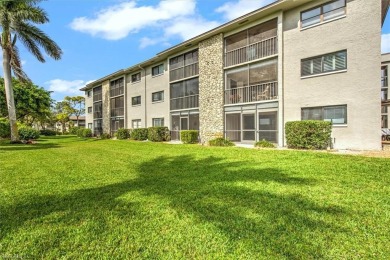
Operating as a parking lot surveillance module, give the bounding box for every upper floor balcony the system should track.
[382,76,388,103]
[224,18,278,68]
[225,81,278,105]
[225,36,278,67]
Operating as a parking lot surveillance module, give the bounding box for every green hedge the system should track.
[69,126,82,135]
[131,128,148,141]
[209,137,235,147]
[39,129,57,136]
[77,128,92,138]
[0,118,10,138]
[148,127,170,142]
[180,130,199,144]
[285,120,332,150]
[100,133,111,140]
[255,139,275,148]
[116,128,130,140]
[18,127,40,140]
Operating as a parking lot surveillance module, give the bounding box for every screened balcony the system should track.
[225,19,277,67]
[225,81,278,105]
[224,58,278,105]
[170,50,199,82]
[170,95,199,110]
[382,66,388,103]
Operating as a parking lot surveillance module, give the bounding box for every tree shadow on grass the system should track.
[0,142,61,151]
[0,155,347,258]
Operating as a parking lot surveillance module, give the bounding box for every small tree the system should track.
[64,96,85,127]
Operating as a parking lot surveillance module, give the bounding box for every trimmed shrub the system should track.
[148,127,170,142]
[39,129,57,136]
[69,126,81,135]
[18,127,40,140]
[180,130,199,144]
[208,137,235,147]
[116,128,130,140]
[76,128,84,137]
[255,139,276,148]
[56,131,63,136]
[0,118,10,138]
[131,128,148,141]
[285,120,332,150]
[82,128,93,138]
[100,133,111,140]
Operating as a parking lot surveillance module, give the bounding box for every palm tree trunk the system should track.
[2,46,19,142]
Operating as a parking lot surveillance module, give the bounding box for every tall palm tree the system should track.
[0,0,62,142]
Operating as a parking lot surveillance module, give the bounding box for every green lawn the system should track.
[0,136,389,259]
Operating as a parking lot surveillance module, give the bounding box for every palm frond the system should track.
[15,22,62,61]
[9,43,30,82]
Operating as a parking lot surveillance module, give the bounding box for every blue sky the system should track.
[3,0,390,101]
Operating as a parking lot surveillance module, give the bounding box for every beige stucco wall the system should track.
[199,33,224,143]
[126,61,169,129]
[283,0,382,150]
[84,90,93,128]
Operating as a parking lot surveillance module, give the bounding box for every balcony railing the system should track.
[225,36,277,67]
[170,63,199,82]
[224,81,278,105]
[170,94,199,110]
[110,107,124,117]
[382,76,388,88]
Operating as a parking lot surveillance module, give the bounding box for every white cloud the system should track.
[139,37,162,49]
[45,79,87,97]
[216,0,276,21]
[382,33,390,53]
[164,17,220,40]
[70,0,196,40]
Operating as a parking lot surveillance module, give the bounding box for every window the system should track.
[152,118,164,127]
[93,102,102,119]
[93,86,102,102]
[131,72,141,83]
[132,96,141,106]
[87,106,92,114]
[87,90,92,97]
[88,123,92,129]
[170,78,199,110]
[301,0,346,28]
[152,64,164,76]
[301,50,347,77]
[110,78,124,97]
[169,50,199,82]
[110,96,124,117]
[152,91,164,102]
[302,105,347,124]
[132,119,141,129]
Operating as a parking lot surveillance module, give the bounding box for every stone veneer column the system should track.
[199,33,224,144]
[102,80,110,134]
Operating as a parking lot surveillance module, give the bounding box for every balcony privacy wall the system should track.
[102,80,111,135]
[199,33,224,144]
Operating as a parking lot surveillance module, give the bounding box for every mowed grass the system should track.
[0,136,389,259]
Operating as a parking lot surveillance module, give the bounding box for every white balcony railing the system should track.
[225,36,278,67]
[170,94,199,110]
[224,81,278,105]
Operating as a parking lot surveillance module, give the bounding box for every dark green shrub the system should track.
[100,133,111,139]
[76,128,84,137]
[82,128,92,138]
[56,131,63,136]
[0,118,10,138]
[255,139,275,148]
[180,130,199,144]
[116,128,130,140]
[39,129,56,136]
[18,127,40,140]
[148,127,170,142]
[131,128,148,141]
[69,126,81,135]
[285,120,332,150]
[208,137,235,147]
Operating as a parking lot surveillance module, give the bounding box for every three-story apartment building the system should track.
[82,0,389,150]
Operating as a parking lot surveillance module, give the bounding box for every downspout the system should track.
[139,65,147,127]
